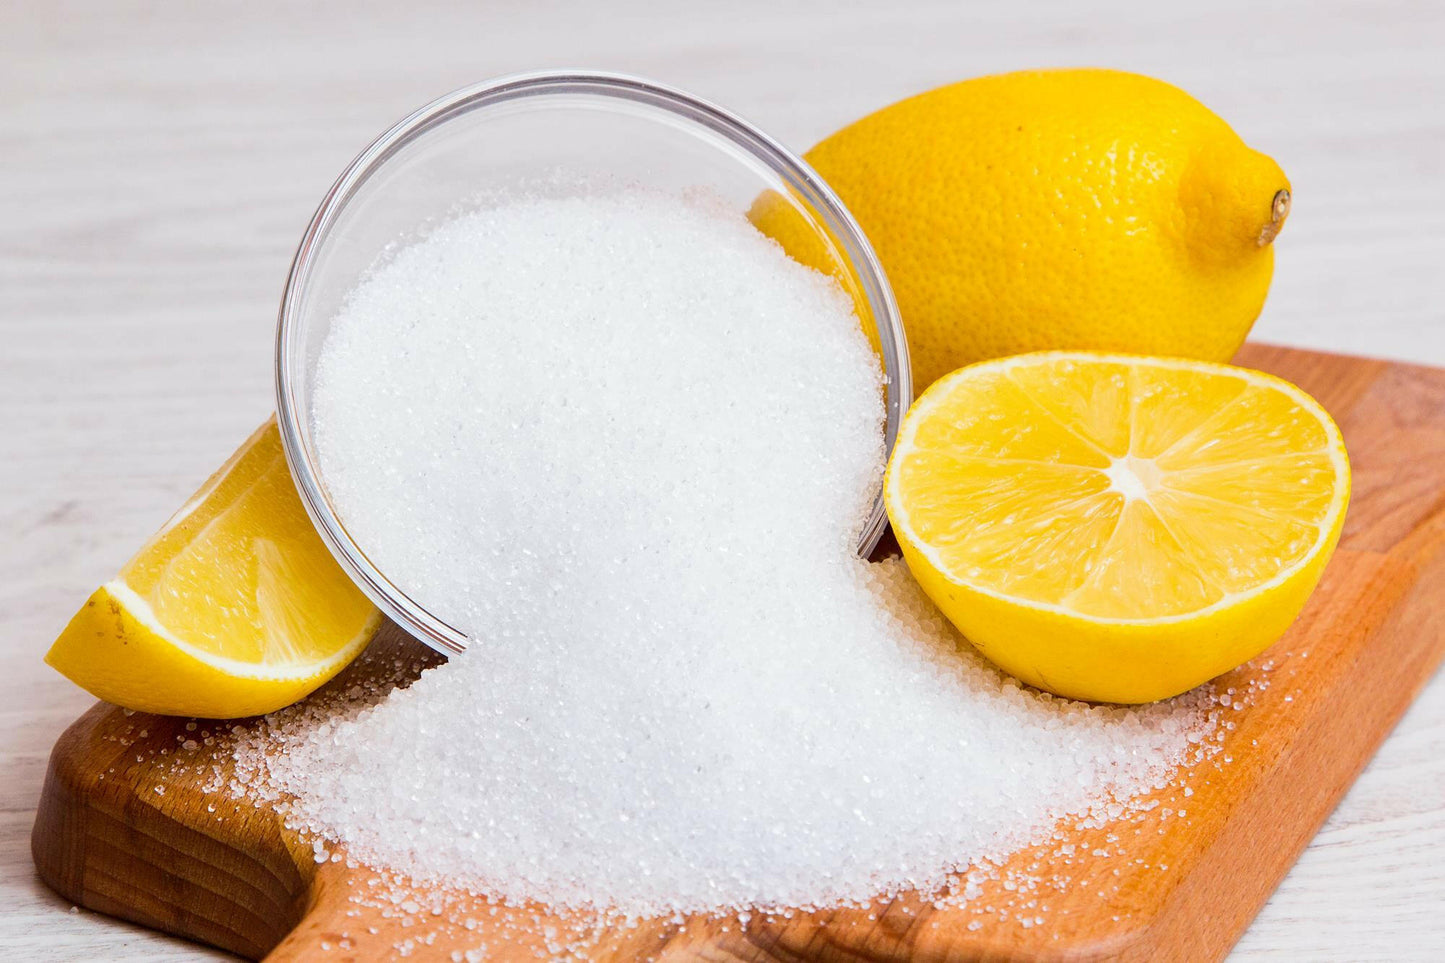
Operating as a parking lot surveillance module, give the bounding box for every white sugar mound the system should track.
[264,190,1215,917]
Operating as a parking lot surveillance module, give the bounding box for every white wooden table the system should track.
[3,1,1442,958]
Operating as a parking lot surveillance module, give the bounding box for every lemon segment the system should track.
[885,353,1350,703]
[45,419,380,718]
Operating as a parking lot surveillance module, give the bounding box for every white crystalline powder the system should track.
[258,189,1216,917]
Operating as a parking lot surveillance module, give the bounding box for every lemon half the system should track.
[884,352,1350,703]
[46,419,380,718]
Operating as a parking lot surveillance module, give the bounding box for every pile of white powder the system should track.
[245,190,1217,918]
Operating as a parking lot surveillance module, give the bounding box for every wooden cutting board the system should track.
[32,344,1445,962]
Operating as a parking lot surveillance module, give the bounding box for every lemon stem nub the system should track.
[1258,189,1291,247]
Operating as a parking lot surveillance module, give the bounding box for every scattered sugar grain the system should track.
[240,188,1219,918]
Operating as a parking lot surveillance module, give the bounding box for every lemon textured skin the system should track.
[884,353,1349,704]
[803,69,1291,391]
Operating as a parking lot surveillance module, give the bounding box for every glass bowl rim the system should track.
[274,68,911,655]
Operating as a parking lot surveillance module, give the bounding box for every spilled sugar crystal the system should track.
[238,189,1219,917]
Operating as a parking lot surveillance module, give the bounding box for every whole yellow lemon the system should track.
[799,69,1291,391]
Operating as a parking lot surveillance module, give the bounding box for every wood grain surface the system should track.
[29,345,1445,961]
[5,3,1444,960]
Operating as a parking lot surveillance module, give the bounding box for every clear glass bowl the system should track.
[274,70,910,655]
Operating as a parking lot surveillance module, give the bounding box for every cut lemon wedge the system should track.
[884,352,1350,703]
[46,419,380,718]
